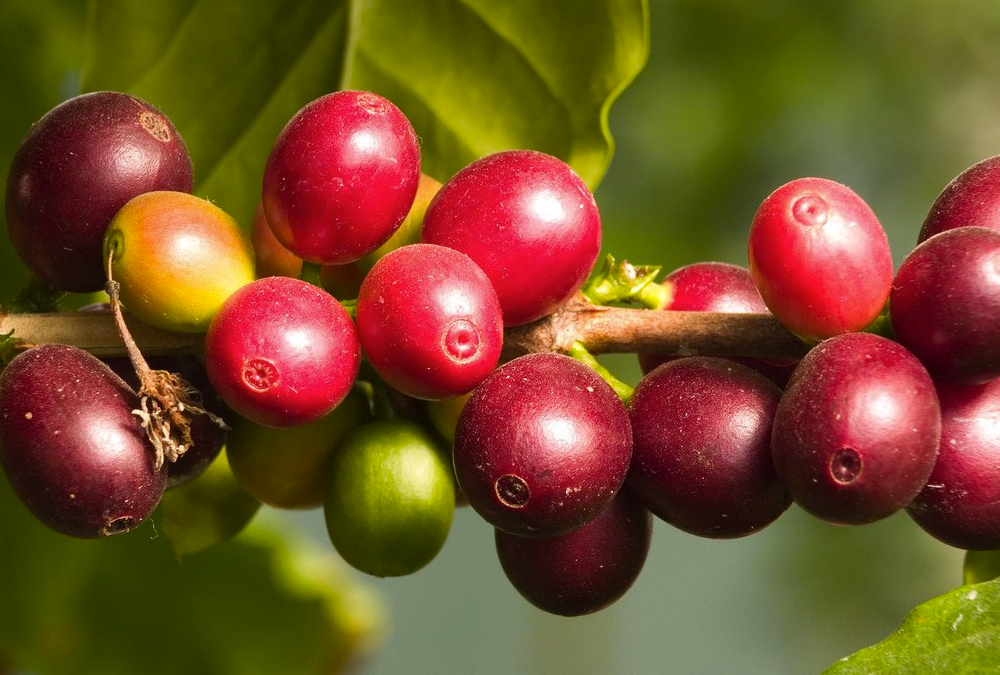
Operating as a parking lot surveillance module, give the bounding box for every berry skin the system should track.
[919,155,1000,243]
[0,344,165,538]
[771,332,940,526]
[356,243,503,400]
[203,276,360,428]
[495,488,652,616]
[747,177,893,341]
[890,226,1000,385]
[453,353,632,538]
[324,419,455,577]
[422,149,602,326]
[104,191,256,333]
[907,378,1000,550]
[5,91,193,292]
[628,357,789,538]
[262,90,421,265]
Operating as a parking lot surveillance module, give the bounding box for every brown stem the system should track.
[104,246,225,470]
[0,297,810,363]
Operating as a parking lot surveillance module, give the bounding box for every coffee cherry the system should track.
[748,177,893,341]
[324,419,454,577]
[422,149,602,326]
[629,357,789,538]
[203,276,360,427]
[262,90,421,265]
[226,388,370,509]
[104,191,256,333]
[356,243,503,400]
[919,155,1000,243]
[637,262,796,386]
[251,199,303,279]
[907,378,1000,550]
[890,226,1000,385]
[453,353,632,538]
[495,488,652,616]
[771,333,940,525]
[5,91,193,292]
[0,344,165,537]
[356,172,442,272]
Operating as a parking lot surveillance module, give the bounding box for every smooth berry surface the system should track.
[890,226,1000,385]
[919,155,1000,243]
[629,357,789,538]
[495,488,652,616]
[262,90,421,265]
[356,243,503,400]
[5,91,193,292]
[771,332,940,525]
[104,191,256,333]
[907,378,1000,550]
[453,353,632,538]
[204,276,360,427]
[422,149,601,326]
[748,177,893,341]
[0,344,165,538]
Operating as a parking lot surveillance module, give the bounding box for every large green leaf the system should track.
[82,0,649,228]
[821,579,1000,675]
[0,469,383,675]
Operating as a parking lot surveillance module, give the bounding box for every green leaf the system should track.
[965,549,1000,585]
[82,0,649,228]
[820,579,1000,675]
[0,468,383,675]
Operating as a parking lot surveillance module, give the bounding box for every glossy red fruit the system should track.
[628,357,789,538]
[0,344,165,537]
[204,276,360,427]
[907,378,1000,549]
[919,155,1000,243]
[771,333,940,525]
[890,226,1000,385]
[356,243,503,400]
[495,488,652,616]
[5,91,193,292]
[453,353,632,538]
[637,262,796,386]
[262,90,421,265]
[748,177,893,341]
[422,149,601,326]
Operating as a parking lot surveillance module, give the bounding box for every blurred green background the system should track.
[0,0,993,673]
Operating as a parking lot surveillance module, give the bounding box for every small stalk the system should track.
[104,245,226,469]
[582,254,672,309]
[567,341,634,402]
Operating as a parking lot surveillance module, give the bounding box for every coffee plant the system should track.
[2,1,1000,674]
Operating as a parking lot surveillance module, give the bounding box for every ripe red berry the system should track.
[748,177,893,341]
[356,243,503,400]
[204,276,360,427]
[422,149,601,326]
[919,155,1000,243]
[262,90,421,265]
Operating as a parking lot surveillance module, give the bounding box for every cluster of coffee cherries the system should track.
[3,88,1000,618]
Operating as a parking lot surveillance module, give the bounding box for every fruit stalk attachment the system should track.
[104,245,226,469]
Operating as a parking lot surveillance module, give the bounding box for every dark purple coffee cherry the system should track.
[919,155,1000,243]
[890,226,1000,385]
[0,344,165,537]
[628,357,789,538]
[5,91,193,292]
[495,488,652,616]
[771,333,940,526]
[907,378,1000,550]
[453,353,632,538]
